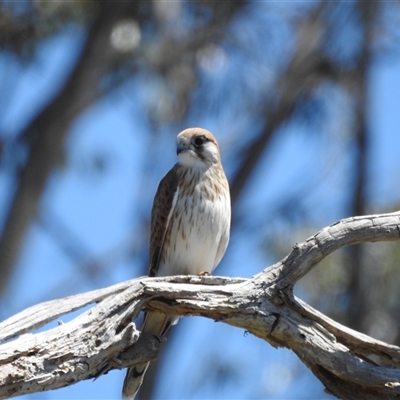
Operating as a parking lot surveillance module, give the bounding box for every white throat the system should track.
[178,150,206,169]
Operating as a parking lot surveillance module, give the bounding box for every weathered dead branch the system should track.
[1,212,400,399]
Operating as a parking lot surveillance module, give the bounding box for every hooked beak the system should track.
[177,142,188,155]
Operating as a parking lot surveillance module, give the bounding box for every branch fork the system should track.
[1,212,400,399]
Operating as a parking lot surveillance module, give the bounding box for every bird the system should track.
[122,127,231,399]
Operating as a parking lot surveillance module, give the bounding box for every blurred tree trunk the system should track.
[0,1,141,295]
[345,0,376,332]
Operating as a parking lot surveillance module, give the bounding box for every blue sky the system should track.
[1,8,400,400]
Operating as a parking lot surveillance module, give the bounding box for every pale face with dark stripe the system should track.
[176,128,221,168]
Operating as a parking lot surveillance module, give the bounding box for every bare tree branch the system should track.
[230,2,334,205]
[1,212,400,399]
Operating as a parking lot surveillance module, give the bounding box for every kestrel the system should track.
[122,127,231,399]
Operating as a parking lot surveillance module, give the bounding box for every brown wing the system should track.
[149,164,179,277]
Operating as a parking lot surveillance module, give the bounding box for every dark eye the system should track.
[194,136,206,147]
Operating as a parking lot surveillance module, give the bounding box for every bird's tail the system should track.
[122,312,177,399]
[122,362,150,400]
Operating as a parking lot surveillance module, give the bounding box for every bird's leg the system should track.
[198,271,210,276]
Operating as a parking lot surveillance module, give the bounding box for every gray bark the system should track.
[1,212,400,399]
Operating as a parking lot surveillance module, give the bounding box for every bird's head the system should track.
[176,127,221,168]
